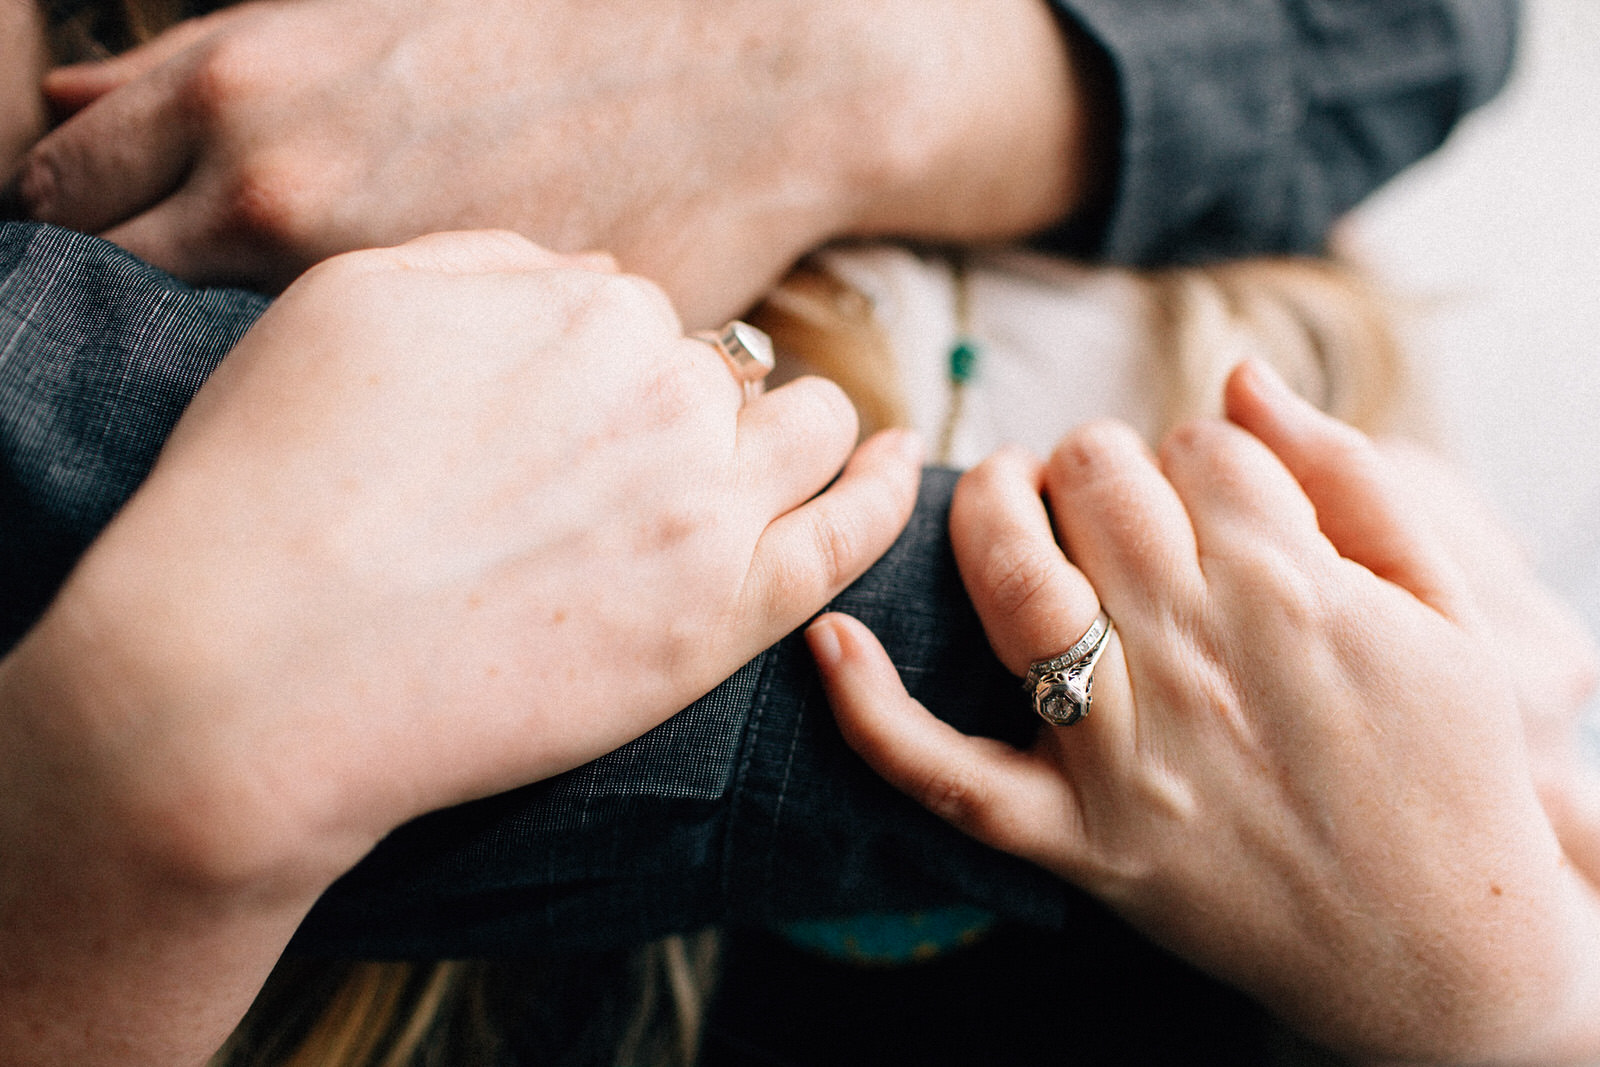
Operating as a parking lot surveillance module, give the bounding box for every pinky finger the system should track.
[808,612,1082,868]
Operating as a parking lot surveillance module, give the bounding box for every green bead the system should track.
[948,339,979,383]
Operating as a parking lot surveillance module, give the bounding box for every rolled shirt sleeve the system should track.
[1047,0,1520,263]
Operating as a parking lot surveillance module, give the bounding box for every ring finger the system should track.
[950,446,1140,757]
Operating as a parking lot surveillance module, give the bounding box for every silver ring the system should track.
[1024,610,1113,726]
[693,320,774,405]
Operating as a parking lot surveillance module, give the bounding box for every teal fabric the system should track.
[781,907,997,965]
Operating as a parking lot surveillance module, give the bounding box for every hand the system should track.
[0,230,922,1065]
[810,362,1600,1064]
[13,0,1092,324]
[1370,439,1600,889]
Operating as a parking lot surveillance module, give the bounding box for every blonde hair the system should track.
[1142,257,1406,436]
[214,937,720,1067]
[753,253,1408,444]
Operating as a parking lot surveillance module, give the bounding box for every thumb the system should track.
[1541,757,1600,889]
[808,612,1080,863]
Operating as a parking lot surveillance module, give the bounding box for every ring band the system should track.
[1024,610,1114,726]
[693,321,775,405]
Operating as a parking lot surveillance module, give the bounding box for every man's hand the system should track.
[0,231,922,1065]
[14,0,1094,324]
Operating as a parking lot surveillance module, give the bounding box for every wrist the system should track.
[0,591,329,1066]
[844,0,1105,243]
[0,533,348,907]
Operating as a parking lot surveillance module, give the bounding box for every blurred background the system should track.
[1346,0,1600,724]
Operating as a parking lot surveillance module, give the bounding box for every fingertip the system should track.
[807,612,916,753]
[950,446,1044,542]
[805,612,849,673]
[1225,359,1352,454]
[1225,359,1294,418]
[881,426,926,470]
[807,611,888,673]
[746,374,861,460]
[41,63,125,116]
[854,427,925,504]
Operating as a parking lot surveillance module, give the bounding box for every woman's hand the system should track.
[0,231,921,1065]
[810,361,1600,1064]
[1371,439,1600,888]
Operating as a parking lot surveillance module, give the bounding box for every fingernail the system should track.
[806,616,844,669]
[1242,358,1292,402]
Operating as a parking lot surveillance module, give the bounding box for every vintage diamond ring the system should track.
[693,320,775,405]
[1024,610,1114,726]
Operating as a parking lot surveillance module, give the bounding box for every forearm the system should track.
[0,607,324,1067]
[843,0,1105,245]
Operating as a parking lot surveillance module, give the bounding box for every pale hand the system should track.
[811,362,1600,1064]
[0,231,922,1065]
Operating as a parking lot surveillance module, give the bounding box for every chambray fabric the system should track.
[1047,0,1519,264]
[0,224,267,648]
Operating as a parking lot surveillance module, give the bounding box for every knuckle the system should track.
[184,36,272,120]
[1160,417,1243,472]
[764,512,858,607]
[914,762,992,835]
[1054,419,1144,475]
[579,272,681,338]
[216,157,320,248]
[810,508,864,587]
[978,539,1062,624]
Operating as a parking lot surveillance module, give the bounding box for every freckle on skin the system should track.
[1490,885,1503,897]
[466,593,483,610]
[551,609,567,625]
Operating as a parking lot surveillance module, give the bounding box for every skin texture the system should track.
[0,0,47,183]
[12,0,1092,324]
[0,231,923,1066]
[811,362,1600,1065]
